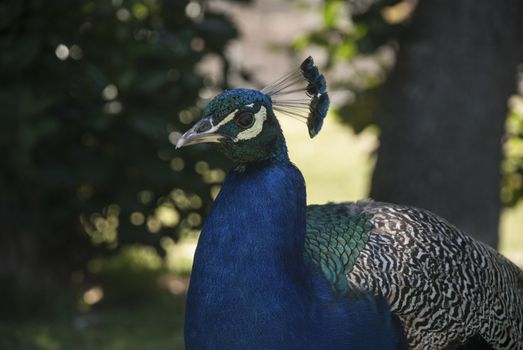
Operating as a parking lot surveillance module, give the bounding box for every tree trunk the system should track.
[371,0,523,247]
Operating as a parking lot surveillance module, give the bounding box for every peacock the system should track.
[177,56,523,350]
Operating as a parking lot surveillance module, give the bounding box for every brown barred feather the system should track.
[306,200,523,350]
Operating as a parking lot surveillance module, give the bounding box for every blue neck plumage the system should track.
[185,145,311,346]
[269,135,290,163]
[198,158,306,275]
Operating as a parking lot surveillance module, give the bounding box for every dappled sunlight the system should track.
[83,286,104,306]
[81,205,121,246]
[159,275,190,296]
[88,245,163,275]
[163,237,197,275]
[381,0,417,24]
[500,201,523,266]
[502,95,523,206]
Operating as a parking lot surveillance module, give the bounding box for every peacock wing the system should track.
[304,200,523,350]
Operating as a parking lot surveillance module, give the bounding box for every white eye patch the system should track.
[234,106,267,142]
[198,110,237,136]
[200,105,267,142]
[214,110,237,129]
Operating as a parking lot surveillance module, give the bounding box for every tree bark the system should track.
[371,0,523,247]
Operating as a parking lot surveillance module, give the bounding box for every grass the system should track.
[0,291,186,350]
[4,116,522,350]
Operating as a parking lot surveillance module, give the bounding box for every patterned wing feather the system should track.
[305,200,523,350]
[305,203,373,294]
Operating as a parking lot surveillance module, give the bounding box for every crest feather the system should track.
[261,56,330,138]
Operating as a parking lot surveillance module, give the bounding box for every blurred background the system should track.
[1,0,523,349]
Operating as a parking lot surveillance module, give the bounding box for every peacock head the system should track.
[176,57,330,164]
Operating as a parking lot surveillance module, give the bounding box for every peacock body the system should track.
[184,161,406,349]
[306,202,523,349]
[178,57,523,350]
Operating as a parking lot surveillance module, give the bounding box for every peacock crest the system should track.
[262,56,330,138]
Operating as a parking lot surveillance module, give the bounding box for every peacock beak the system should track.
[176,118,223,149]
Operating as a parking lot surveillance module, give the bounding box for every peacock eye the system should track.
[236,111,255,129]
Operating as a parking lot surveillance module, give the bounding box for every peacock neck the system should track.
[227,129,290,166]
[185,157,311,348]
[269,134,290,163]
[191,156,307,282]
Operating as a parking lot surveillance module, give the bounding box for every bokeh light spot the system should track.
[203,168,226,184]
[179,110,193,124]
[189,195,202,209]
[138,190,154,205]
[55,44,69,60]
[83,286,104,305]
[116,8,131,21]
[195,161,209,174]
[69,44,83,60]
[191,37,205,52]
[82,210,119,245]
[185,2,201,19]
[107,204,121,216]
[147,216,161,233]
[171,189,191,210]
[102,84,118,100]
[187,212,201,227]
[156,205,180,227]
[170,157,185,171]
[103,101,122,114]
[132,3,149,20]
[130,212,145,226]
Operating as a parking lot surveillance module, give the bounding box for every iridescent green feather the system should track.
[304,204,373,294]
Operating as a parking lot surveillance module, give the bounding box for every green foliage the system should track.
[502,96,523,206]
[296,0,523,207]
[0,0,248,286]
[293,0,407,132]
